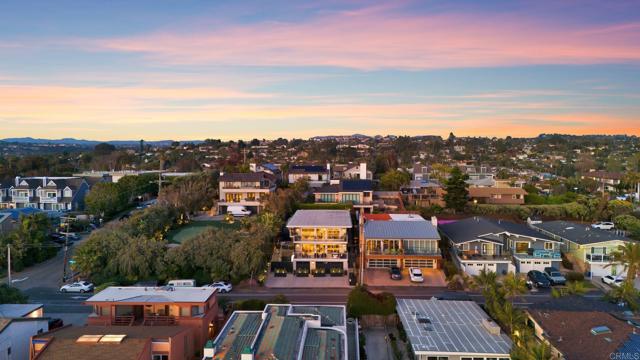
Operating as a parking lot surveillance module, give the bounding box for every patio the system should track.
[363,268,446,287]
[264,272,350,288]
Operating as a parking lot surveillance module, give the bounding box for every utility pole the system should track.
[7,245,11,285]
[61,221,70,283]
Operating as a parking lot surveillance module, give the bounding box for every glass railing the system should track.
[586,254,611,262]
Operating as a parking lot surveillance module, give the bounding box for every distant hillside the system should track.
[0,137,202,147]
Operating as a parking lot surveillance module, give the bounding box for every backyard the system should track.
[166,220,241,244]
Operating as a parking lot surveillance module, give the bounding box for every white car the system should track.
[207,281,232,293]
[409,268,424,283]
[602,275,625,287]
[227,205,251,217]
[592,222,615,230]
[60,281,94,293]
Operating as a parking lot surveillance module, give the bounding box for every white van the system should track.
[167,279,196,287]
[227,205,251,217]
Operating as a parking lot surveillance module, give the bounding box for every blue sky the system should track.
[1,0,639,140]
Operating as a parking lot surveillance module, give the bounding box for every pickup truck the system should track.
[543,267,566,285]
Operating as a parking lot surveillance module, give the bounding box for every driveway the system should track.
[363,328,394,360]
[364,268,446,287]
[264,273,350,288]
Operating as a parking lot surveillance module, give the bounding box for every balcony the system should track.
[293,252,348,260]
[368,248,441,256]
[291,235,348,243]
[513,249,561,260]
[586,253,611,263]
[456,249,512,261]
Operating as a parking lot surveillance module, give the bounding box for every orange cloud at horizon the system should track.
[1,84,638,140]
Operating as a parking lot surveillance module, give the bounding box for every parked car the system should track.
[592,222,615,230]
[60,281,94,293]
[409,268,424,283]
[527,270,551,288]
[49,233,67,244]
[602,275,625,287]
[167,279,196,287]
[389,266,402,280]
[227,205,251,217]
[206,281,232,293]
[48,318,64,330]
[543,267,566,285]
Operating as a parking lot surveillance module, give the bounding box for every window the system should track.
[515,242,529,253]
[341,193,361,204]
[152,355,169,360]
[544,242,554,250]
[191,305,202,316]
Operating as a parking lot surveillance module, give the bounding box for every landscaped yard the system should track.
[166,220,240,244]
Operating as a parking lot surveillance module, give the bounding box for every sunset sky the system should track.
[1,0,639,140]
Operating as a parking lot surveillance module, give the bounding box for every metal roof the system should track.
[397,298,512,356]
[86,286,215,303]
[364,220,439,239]
[532,220,631,245]
[0,304,43,318]
[286,210,353,228]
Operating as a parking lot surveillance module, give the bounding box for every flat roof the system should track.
[0,303,42,318]
[532,220,631,245]
[364,220,439,239]
[211,304,348,360]
[86,286,215,303]
[397,298,512,356]
[286,210,353,228]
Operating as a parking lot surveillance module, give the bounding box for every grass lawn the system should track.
[166,220,240,244]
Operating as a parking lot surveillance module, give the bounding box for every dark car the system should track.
[49,233,66,244]
[543,267,566,285]
[528,270,551,288]
[48,318,64,330]
[389,266,402,280]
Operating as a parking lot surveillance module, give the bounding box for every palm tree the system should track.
[473,269,498,291]
[502,272,528,300]
[498,301,527,336]
[608,279,640,310]
[608,242,640,281]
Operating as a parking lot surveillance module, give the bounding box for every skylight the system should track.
[591,326,611,335]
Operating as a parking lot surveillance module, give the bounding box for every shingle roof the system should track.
[364,220,439,239]
[220,171,274,182]
[532,220,631,245]
[286,210,353,228]
[439,217,552,244]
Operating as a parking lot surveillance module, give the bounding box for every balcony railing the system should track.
[143,315,176,326]
[456,249,512,261]
[293,252,348,260]
[291,235,348,243]
[368,249,441,256]
[586,254,611,263]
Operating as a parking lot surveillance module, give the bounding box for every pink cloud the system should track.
[88,9,640,69]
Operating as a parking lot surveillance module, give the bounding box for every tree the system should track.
[0,285,28,304]
[158,172,218,218]
[380,169,410,191]
[443,167,469,212]
[502,273,527,300]
[85,182,127,217]
[608,242,640,281]
[94,142,116,156]
[607,279,640,310]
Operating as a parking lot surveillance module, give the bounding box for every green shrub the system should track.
[235,299,266,311]
[442,260,459,280]
[565,271,584,282]
[347,286,396,317]
[0,285,28,304]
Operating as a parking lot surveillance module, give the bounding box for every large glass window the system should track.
[341,193,361,204]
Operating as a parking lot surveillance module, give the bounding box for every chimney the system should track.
[43,177,47,187]
[431,216,438,227]
[249,163,257,172]
[359,163,367,180]
[15,176,20,187]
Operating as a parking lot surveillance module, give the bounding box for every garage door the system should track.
[404,259,435,268]
[368,259,397,268]
[518,259,552,273]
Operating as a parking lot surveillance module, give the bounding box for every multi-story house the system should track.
[439,217,562,276]
[287,165,330,187]
[0,304,48,360]
[360,214,441,275]
[60,285,219,359]
[313,180,374,212]
[218,171,276,214]
[401,180,446,207]
[341,163,372,180]
[530,220,634,277]
[286,210,353,275]
[0,176,90,211]
[581,171,623,192]
[468,186,527,205]
[205,304,357,360]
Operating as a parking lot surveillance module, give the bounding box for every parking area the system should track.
[264,273,350,288]
[363,268,446,287]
